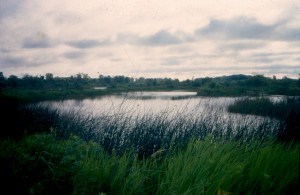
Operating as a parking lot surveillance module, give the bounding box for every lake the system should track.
[33,91,284,154]
[37,91,281,134]
[39,91,237,117]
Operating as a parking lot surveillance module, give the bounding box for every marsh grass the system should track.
[18,96,282,157]
[227,96,300,141]
[1,95,298,194]
[0,96,60,139]
[1,133,298,194]
[41,102,279,157]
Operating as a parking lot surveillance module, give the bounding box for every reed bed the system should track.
[30,98,282,157]
[1,96,299,194]
[1,133,298,194]
[227,96,300,141]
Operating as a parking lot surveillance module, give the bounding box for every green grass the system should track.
[227,97,300,141]
[2,88,114,102]
[1,95,299,194]
[0,95,285,155]
[1,133,298,194]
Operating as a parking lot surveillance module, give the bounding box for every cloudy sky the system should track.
[0,0,300,80]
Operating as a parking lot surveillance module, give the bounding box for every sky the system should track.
[0,0,300,80]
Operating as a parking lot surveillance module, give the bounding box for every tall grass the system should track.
[0,96,60,139]
[7,96,280,157]
[1,96,299,194]
[1,133,298,194]
[37,99,280,157]
[227,96,300,141]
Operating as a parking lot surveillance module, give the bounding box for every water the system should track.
[34,91,283,154]
[38,91,280,132]
[40,91,234,117]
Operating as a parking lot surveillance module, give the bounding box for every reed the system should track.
[41,100,281,157]
[1,96,298,194]
[227,96,300,141]
[1,133,298,194]
[7,96,282,157]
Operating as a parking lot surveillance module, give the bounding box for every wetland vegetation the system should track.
[0,72,299,194]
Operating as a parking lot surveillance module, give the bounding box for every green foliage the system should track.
[1,73,299,102]
[1,95,294,156]
[228,97,278,116]
[1,80,299,193]
[228,97,300,141]
[0,96,61,139]
[1,133,298,194]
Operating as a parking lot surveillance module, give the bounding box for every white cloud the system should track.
[0,0,299,79]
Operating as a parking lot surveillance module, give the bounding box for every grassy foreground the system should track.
[1,132,298,195]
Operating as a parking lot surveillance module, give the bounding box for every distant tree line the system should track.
[0,72,300,96]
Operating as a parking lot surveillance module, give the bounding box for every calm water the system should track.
[40,91,235,117]
[32,91,286,149]
[38,91,281,130]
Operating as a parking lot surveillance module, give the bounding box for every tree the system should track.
[247,75,268,87]
[0,72,4,82]
[7,75,18,87]
[45,73,54,80]
[0,72,5,94]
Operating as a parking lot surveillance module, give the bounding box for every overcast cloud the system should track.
[0,0,299,80]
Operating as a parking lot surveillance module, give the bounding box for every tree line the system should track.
[1,72,300,96]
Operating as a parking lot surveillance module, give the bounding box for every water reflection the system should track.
[40,92,277,122]
[41,92,235,118]
[122,91,197,100]
[33,92,286,155]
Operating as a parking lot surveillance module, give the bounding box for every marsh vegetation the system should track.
[0,74,299,194]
